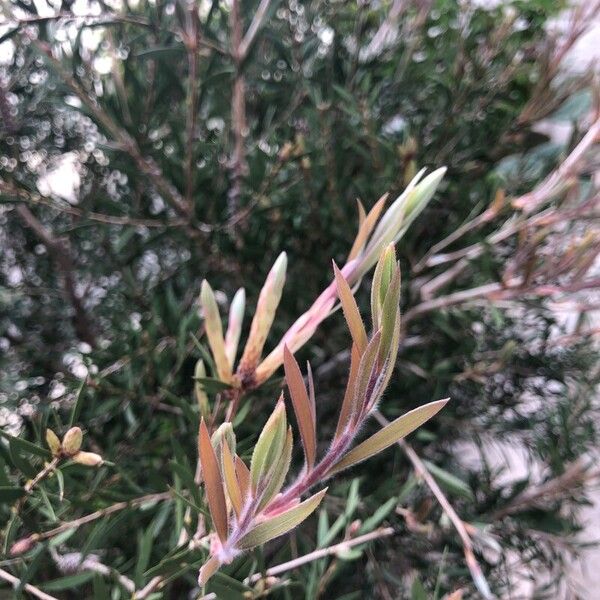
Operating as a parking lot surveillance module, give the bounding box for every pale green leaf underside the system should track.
[330,399,449,475]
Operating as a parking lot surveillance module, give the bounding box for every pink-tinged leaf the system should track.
[348,194,388,261]
[235,455,251,501]
[238,488,328,549]
[306,361,316,429]
[283,346,316,470]
[225,288,245,368]
[250,398,287,490]
[334,343,362,439]
[333,262,367,354]
[352,331,382,423]
[198,419,228,542]
[198,555,221,586]
[238,252,287,375]
[200,280,232,382]
[222,440,242,518]
[257,426,293,511]
[330,399,449,475]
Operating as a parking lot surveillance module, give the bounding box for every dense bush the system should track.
[1,0,599,598]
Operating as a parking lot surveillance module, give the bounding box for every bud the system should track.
[225,287,246,368]
[194,359,210,419]
[46,428,61,456]
[10,536,36,556]
[211,422,236,462]
[238,253,287,377]
[72,451,103,467]
[62,427,83,455]
[200,280,232,383]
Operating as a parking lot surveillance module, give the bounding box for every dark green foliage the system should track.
[1,0,598,598]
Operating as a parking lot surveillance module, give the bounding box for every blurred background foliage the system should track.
[1,0,599,598]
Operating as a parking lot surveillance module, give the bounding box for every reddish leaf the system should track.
[284,346,316,470]
[198,419,228,542]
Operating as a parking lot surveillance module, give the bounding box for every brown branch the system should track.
[0,568,59,600]
[1,180,186,228]
[183,5,200,209]
[493,460,599,520]
[228,0,248,214]
[373,410,494,599]
[239,0,273,62]
[512,113,600,213]
[15,205,97,347]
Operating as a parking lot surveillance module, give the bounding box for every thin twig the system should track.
[0,568,59,600]
[1,180,186,228]
[183,4,199,209]
[244,527,395,585]
[373,410,494,599]
[228,0,248,214]
[11,491,172,553]
[239,0,273,61]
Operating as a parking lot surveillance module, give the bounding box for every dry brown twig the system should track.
[0,568,59,600]
[373,410,494,599]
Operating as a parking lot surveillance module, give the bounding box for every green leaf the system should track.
[359,496,397,534]
[250,399,287,490]
[331,399,449,474]
[41,572,95,591]
[238,488,327,549]
[0,430,50,459]
[9,439,37,478]
[411,577,428,600]
[0,486,26,503]
[192,376,232,394]
[423,460,474,501]
[68,379,87,428]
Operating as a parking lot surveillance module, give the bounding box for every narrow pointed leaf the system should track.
[200,281,232,382]
[225,288,245,368]
[378,265,401,364]
[284,346,316,470]
[333,262,367,353]
[194,360,210,419]
[330,399,449,474]
[198,555,221,586]
[198,419,228,542]
[250,398,287,490]
[238,488,327,549]
[239,252,287,375]
[306,361,316,429]
[222,441,242,518]
[235,455,251,501]
[257,427,293,511]
[371,245,396,330]
[335,343,362,439]
[348,194,388,261]
[352,331,382,423]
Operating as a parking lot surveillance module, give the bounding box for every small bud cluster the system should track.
[46,426,103,467]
